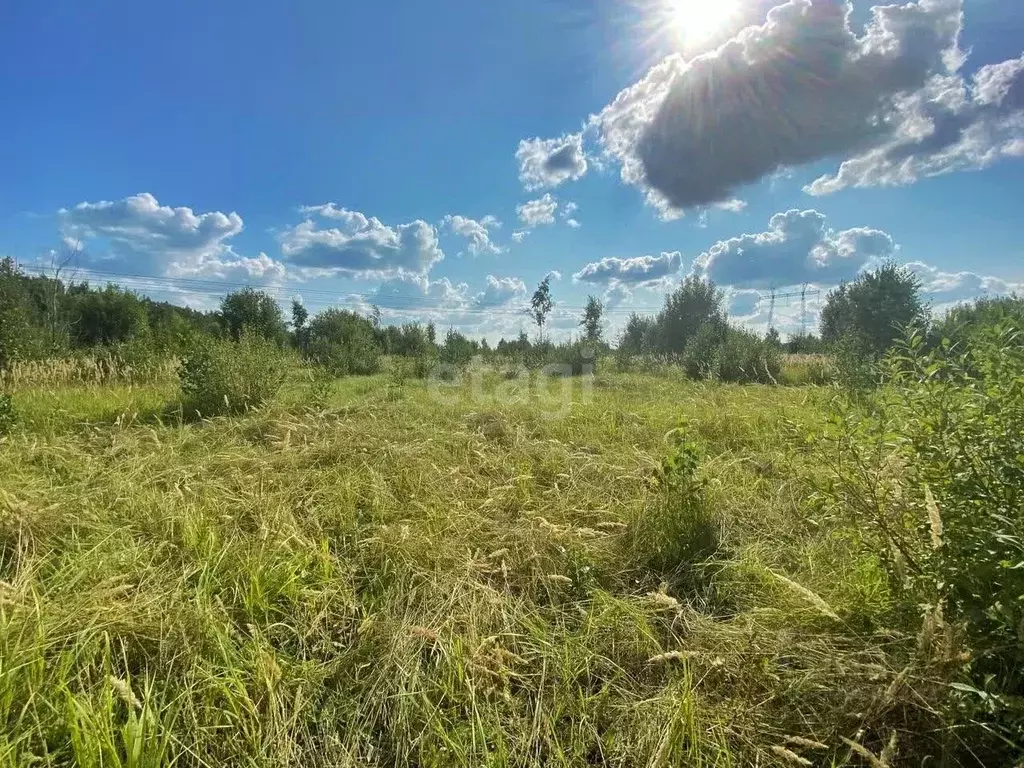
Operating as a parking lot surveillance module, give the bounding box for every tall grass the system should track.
[0,364,1004,765]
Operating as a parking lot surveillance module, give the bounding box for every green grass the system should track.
[0,366,951,766]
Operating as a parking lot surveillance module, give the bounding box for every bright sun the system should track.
[665,0,739,48]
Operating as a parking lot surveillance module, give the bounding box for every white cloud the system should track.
[545,270,563,282]
[574,251,684,286]
[58,192,283,280]
[553,0,1022,213]
[604,281,634,309]
[474,275,528,308]
[443,214,503,256]
[694,209,896,289]
[366,274,470,310]
[565,218,582,229]
[280,205,443,279]
[516,194,559,227]
[169,251,287,283]
[807,55,1024,194]
[516,133,589,190]
[715,199,748,213]
[511,230,530,244]
[906,261,1023,306]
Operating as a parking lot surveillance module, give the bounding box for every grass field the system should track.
[0,363,972,766]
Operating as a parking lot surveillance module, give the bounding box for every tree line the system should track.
[2,255,1020,380]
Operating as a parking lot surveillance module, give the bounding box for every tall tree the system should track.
[654,276,725,357]
[220,288,287,342]
[291,299,309,352]
[821,262,925,356]
[579,295,604,343]
[618,313,657,355]
[529,277,554,342]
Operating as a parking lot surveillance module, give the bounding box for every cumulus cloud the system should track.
[443,214,503,256]
[366,274,470,310]
[280,205,443,279]
[516,194,559,227]
[906,261,1023,305]
[558,0,1021,213]
[694,209,896,289]
[58,192,284,279]
[604,281,634,309]
[516,133,589,190]
[511,230,530,244]
[169,252,287,283]
[807,54,1024,194]
[546,270,563,282]
[574,251,684,286]
[474,275,528,308]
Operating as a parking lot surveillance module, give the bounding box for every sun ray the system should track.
[665,0,739,49]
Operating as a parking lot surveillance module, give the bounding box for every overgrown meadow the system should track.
[1,335,1021,766]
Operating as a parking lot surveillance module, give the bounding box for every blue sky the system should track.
[2,0,1022,339]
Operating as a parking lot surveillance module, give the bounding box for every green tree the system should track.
[654,276,725,357]
[307,308,382,375]
[0,258,34,368]
[68,285,149,347]
[821,262,926,357]
[618,313,657,355]
[529,277,554,342]
[220,288,286,343]
[291,299,309,351]
[579,295,604,343]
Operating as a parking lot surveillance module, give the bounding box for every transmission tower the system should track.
[767,285,821,335]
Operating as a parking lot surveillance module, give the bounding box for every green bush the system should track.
[718,328,780,384]
[682,322,724,379]
[543,341,597,376]
[0,392,15,435]
[819,326,1024,757]
[629,423,718,578]
[178,335,285,417]
[308,338,382,377]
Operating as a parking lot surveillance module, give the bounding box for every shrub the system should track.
[0,393,15,435]
[542,341,597,377]
[307,309,382,376]
[308,338,382,377]
[718,328,780,384]
[682,322,724,379]
[178,335,285,417]
[629,422,718,579]
[818,326,1024,757]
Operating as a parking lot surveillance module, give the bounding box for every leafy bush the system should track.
[542,341,597,376]
[0,392,15,435]
[307,309,382,376]
[629,423,718,578]
[930,294,1024,353]
[682,322,724,379]
[178,335,285,417]
[308,338,382,377]
[818,326,1024,756]
[718,328,780,384]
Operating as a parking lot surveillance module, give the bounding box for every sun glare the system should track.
[665,0,739,48]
